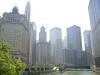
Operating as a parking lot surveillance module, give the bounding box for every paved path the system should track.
[54,71,99,75]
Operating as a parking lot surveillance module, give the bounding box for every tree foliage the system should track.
[0,42,26,75]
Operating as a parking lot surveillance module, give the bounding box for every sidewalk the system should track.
[91,66,100,74]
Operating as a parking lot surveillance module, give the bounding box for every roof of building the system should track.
[12,6,19,14]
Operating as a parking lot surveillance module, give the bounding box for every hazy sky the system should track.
[0,0,91,48]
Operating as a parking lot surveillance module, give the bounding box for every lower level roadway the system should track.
[54,71,99,75]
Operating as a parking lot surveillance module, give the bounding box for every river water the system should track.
[54,71,99,75]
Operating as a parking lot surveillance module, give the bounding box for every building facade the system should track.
[62,36,68,49]
[64,49,76,66]
[88,0,100,68]
[67,25,82,66]
[0,7,33,66]
[50,27,63,64]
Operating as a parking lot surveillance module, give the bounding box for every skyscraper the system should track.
[83,31,93,66]
[36,26,50,65]
[88,0,100,69]
[50,27,63,64]
[67,25,82,66]
[25,1,31,22]
[0,6,33,66]
[31,22,36,65]
[25,1,37,66]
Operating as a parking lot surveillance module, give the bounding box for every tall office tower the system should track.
[36,26,50,65]
[50,27,63,64]
[88,0,100,69]
[31,22,36,65]
[83,31,93,66]
[0,6,33,66]
[67,25,82,66]
[25,1,31,22]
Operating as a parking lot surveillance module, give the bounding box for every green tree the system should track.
[0,42,26,75]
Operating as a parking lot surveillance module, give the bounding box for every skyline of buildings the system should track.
[0,0,94,67]
[9,0,90,51]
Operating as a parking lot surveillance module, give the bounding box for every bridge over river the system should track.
[53,71,99,75]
